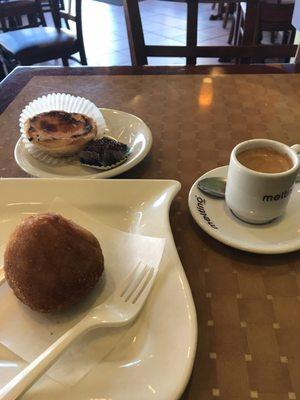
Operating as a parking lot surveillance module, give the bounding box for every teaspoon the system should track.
[197,177,226,198]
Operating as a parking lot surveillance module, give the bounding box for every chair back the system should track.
[259,2,294,31]
[0,0,46,32]
[49,0,83,51]
[40,0,64,13]
[50,0,83,36]
[124,0,297,65]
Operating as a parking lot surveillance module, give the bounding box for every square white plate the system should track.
[0,179,197,400]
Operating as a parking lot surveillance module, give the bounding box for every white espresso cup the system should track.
[225,139,300,224]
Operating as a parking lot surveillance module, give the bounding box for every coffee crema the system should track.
[237,147,293,173]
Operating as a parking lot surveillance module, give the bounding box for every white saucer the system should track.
[188,166,300,254]
[14,109,152,179]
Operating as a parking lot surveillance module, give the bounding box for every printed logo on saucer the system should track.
[262,187,292,202]
[195,195,218,229]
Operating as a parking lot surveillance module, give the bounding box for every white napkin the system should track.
[0,199,165,385]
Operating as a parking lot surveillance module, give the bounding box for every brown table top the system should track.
[1,65,300,400]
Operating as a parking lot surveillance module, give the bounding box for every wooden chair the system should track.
[40,0,66,13]
[234,2,295,62]
[210,0,224,20]
[259,3,295,43]
[40,0,70,29]
[0,0,46,32]
[124,0,297,66]
[228,2,246,45]
[0,0,86,73]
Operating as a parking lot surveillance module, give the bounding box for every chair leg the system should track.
[8,16,14,29]
[270,31,277,44]
[223,4,230,29]
[62,57,69,66]
[0,53,8,76]
[79,48,87,65]
[218,2,225,19]
[64,18,70,29]
[235,12,243,64]
[16,16,22,26]
[257,30,263,45]
[282,31,290,63]
[221,10,236,62]
[283,28,296,63]
[0,49,15,75]
[28,13,38,27]
[290,27,296,44]
[228,15,235,44]
[209,1,223,20]
[233,4,241,46]
[282,31,289,44]
[0,62,5,80]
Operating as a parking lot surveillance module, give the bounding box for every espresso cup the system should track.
[225,139,300,224]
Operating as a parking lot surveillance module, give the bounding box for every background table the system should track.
[1,65,300,400]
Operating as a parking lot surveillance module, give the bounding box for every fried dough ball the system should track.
[4,213,104,313]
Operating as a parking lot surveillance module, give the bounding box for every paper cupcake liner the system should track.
[19,93,107,160]
[20,93,107,136]
[80,152,131,171]
[23,137,76,166]
[23,137,131,171]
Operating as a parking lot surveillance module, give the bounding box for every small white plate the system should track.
[0,179,197,400]
[189,166,300,254]
[14,109,152,179]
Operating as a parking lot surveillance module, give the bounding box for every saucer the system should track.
[14,109,152,179]
[188,166,300,254]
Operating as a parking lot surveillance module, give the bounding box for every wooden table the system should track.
[1,65,300,400]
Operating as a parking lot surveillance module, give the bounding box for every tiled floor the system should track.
[43,0,232,67]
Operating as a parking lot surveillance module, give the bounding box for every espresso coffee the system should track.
[237,147,293,173]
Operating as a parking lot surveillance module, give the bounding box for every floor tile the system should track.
[144,31,184,45]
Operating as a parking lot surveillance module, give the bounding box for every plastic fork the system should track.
[0,262,157,400]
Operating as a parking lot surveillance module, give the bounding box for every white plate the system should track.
[0,179,197,400]
[189,166,300,254]
[14,109,152,179]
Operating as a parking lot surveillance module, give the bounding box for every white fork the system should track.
[0,244,5,285]
[0,262,157,400]
[0,267,4,285]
